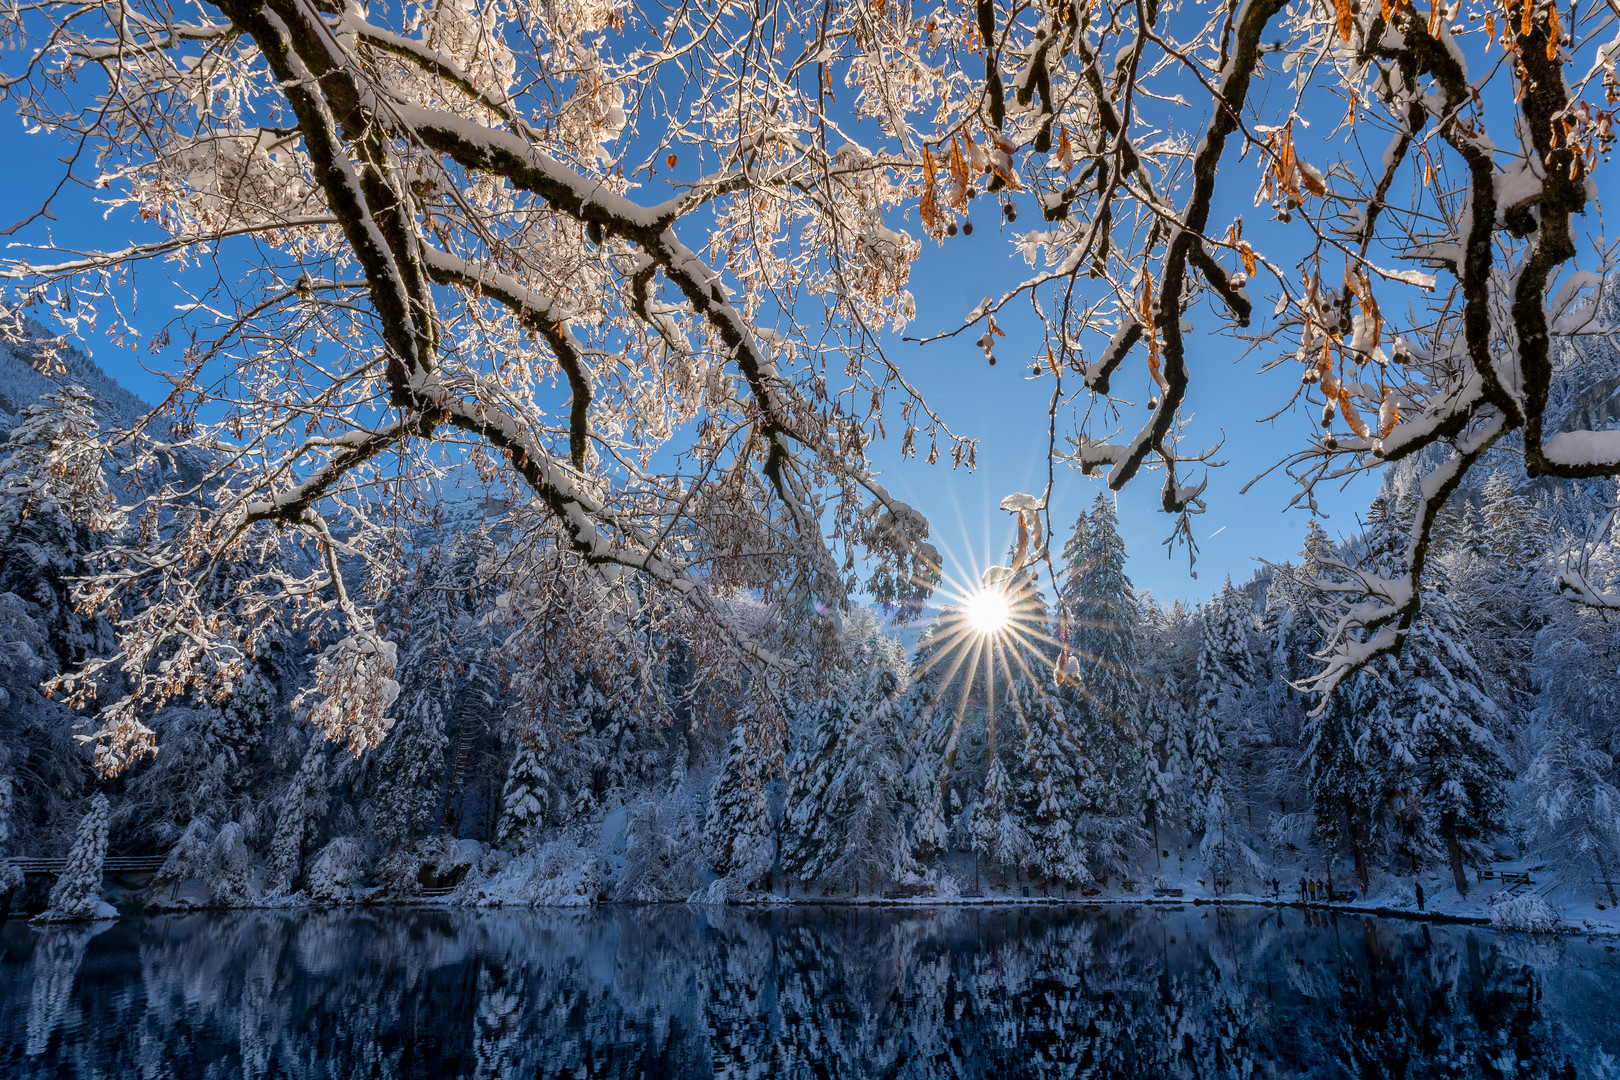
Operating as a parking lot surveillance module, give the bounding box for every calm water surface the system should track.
[1,904,1617,1078]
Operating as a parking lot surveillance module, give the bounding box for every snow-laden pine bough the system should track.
[1,0,1617,771]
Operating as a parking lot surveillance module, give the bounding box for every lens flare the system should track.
[962,588,1012,636]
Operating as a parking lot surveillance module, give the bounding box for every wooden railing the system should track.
[5,856,167,876]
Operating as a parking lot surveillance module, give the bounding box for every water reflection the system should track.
[1,905,1615,1078]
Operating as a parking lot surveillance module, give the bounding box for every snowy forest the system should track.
[3,315,1620,920]
[3,0,1620,933]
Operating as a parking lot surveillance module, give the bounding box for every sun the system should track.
[962,587,1012,637]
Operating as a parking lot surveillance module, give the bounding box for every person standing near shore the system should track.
[1415,882,1426,912]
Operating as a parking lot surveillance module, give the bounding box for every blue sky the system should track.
[1,109,1380,609]
[869,211,1381,607]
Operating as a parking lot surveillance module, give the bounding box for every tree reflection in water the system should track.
[1,905,1615,1078]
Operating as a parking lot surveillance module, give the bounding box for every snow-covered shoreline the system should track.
[120,886,1619,939]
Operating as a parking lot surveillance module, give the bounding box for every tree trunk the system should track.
[1446,829,1469,898]
[1352,842,1369,890]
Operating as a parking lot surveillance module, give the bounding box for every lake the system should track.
[1,904,1616,1078]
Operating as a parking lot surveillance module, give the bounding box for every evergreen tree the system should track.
[821,687,905,893]
[1466,470,1551,732]
[1304,663,1392,886]
[1137,664,1189,852]
[372,662,450,849]
[1398,583,1509,896]
[1481,470,1549,570]
[0,385,112,670]
[160,817,216,886]
[209,821,254,905]
[495,737,552,850]
[1347,501,1509,893]
[705,685,783,892]
[1057,507,1092,617]
[971,756,1029,873]
[39,792,109,921]
[267,738,329,894]
[1189,594,1243,827]
[1011,680,1090,887]
[1528,604,1620,904]
[781,685,860,884]
[1060,493,1143,722]
[1265,520,1333,689]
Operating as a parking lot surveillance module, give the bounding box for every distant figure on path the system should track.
[1415,882,1426,912]
[1272,878,1280,900]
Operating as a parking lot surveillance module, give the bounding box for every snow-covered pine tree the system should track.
[972,757,1030,877]
[38,792,109,921]
[1303,665,1390,886]
[780,607,910,891]
[370,546,473,849]
[1481,470,1550,570]
[1189,611,1228,828]
[1348,499,1509,893]
[1189,580,1259,837]
[371,678,448,849]
[495,735,552,850]
[705,706,781,893]
[1398,579,1510,897]
[1057,507,1093,617]
[192,531,295,769]
[0,385,112,671]
[208,665,278,768]
[1265,520,1333,690]
[1136,665,1189,855]
[208,821,254,905]
[821,684,907,894]
[160,817,216,887]
[1249,524,1336,833]
[1463,470,1552,732]
[1060,493,1144,723]
[267,738,329,894]
[780,685,859,884]
[1528,603,1620,904]
[1528,717,1620,906]
[1011,680,1089,888]
[544,682,611,827]
[616,794,702,901]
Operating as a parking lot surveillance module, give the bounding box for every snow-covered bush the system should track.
[159,817,215,887]
[37,792,111,922]
[374,836,481,898]
[467,833,604,907]
[616,797,702,901]
[306,837,369,906]
[1489,894,1563,934]
[373,844,428,898]
[887,865,963,899]
[688,879,729,906]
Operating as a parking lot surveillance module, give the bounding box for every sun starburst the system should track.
[962,587,1012,636]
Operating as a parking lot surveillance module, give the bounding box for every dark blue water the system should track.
[1,904,1616,1078]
